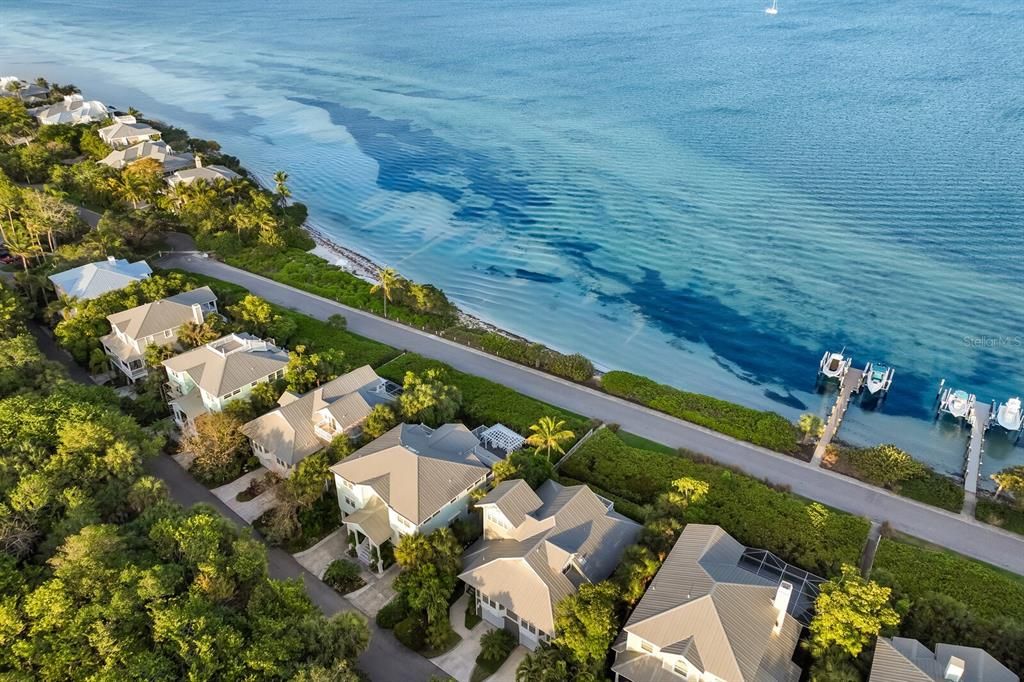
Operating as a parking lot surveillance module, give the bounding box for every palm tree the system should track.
[127,106,142,118]
[516,648,568,682]
[797,413,825,444]
[526,416,575,462]
[479,630,514,665]
[371,267,402,319]
[272,170,291,209]
[178,315,223,348]
[108,172,149,209]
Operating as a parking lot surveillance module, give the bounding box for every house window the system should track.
[163,329,173,338]
[522,619,536,634]
[641,641,654,654]
[673,660,687,676]
[344,497,355,508]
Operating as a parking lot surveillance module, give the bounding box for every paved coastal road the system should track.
[27,322,445,682]
[160,253,1024,576]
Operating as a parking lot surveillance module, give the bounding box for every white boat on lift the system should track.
[862,362,895,396]
[819,350,851,382]
[995,397,1024,434]
[937,383,975,422]
[765,0,779,15]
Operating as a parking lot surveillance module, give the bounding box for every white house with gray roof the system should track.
[0,77,48,103]
[100,287,217,382]
[241,365,396,476]
[167,159,240,186]
[98,117,161,147]
[100,140,194,174]
[611,524,803,682]
[31,94,108,125]
[330,422,494,573]
[49,257,152,302]
[460,478,641,650]
[162,333,288,430]
[869,637,1017,682]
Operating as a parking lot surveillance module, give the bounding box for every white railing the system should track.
[553,425,602,470]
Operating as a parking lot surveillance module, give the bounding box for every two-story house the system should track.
[459,478,641,650]
[162,333,288,430]
[329,422,494,573]
[611,524,805,682]
[100,286,218,382]
[241,365,397,476]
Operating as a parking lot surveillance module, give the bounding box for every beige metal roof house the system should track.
[460,478,641,649]
[611,524,804,682]
[869,637,1017,682]
[162,333,288,429]
[331,422,493,572]
[98,118,161,147]
[100,139,194,174]
[100,286,217,382]
[241,365,397,475]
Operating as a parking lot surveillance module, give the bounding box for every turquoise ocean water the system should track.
[2,0,1022,478]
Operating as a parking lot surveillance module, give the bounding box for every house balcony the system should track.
[314,419,342,442]
[164,381,185,399]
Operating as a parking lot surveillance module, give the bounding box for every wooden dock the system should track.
[812,367,863,466]
[962,402,991,516]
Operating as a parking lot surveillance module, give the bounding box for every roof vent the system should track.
[944,656,965,682]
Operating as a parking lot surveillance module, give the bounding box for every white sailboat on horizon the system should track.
[765,0,779,15]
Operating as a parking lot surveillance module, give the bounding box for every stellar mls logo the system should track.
[962,335,1023,348]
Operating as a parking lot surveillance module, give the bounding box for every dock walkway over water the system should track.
[811,367,863,465]
[962,402,991,516]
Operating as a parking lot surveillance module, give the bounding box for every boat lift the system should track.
[818,350,852,384]
[992,396,1023,443]
[935,379,976,425]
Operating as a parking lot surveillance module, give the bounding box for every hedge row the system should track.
[600,371,798,453]
[443,326,594,382]
[377,353,590,437]
[976,498,1024,536]
[872,538,1024,623]
[561,428,868,573]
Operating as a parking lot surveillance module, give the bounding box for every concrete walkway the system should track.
[293,527,349,579]
[159,254,1024,576]
[432,594,487,682]
[211,468,280,523]
[347,564,400,618]
[859,521,883,578]
[491,648,528,682]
